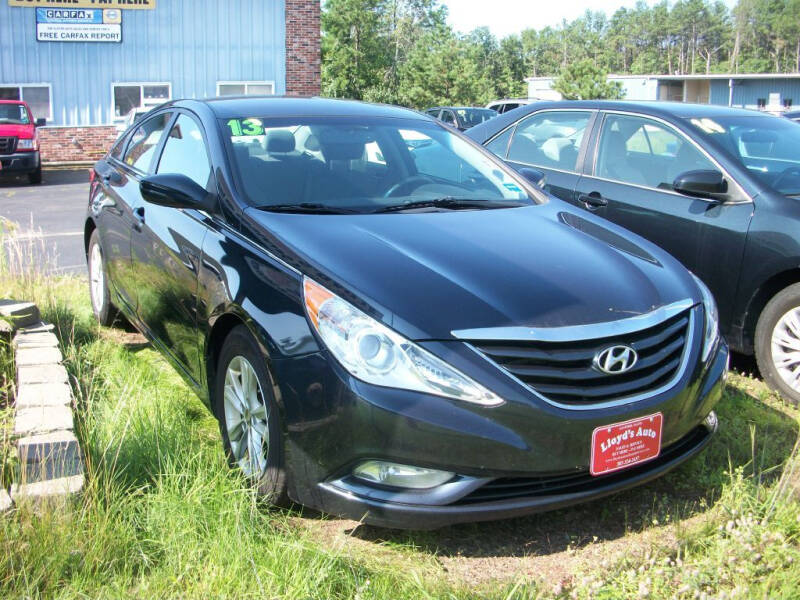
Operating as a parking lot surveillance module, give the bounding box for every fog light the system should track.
[704,410,718,431]
[352,460,454,489]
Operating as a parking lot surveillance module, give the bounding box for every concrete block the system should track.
[13,331,59,349]
[18,321,55,334]
[0,301,40,329]
[15,346,63,367]
[17,364,69,385]
[17,431,83,482]
[15,382,72,408]
[10,475,84,501]
[14,405,73,436]
[0,490,11,513]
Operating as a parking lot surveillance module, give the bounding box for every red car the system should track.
[0,99,45,184]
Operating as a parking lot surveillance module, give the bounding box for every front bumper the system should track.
[0,150,40,173]
[274,331,728,530]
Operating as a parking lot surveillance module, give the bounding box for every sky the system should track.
[441,0,738,39]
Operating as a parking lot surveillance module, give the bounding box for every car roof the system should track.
[171,96,428,120]
[509,99,776,120]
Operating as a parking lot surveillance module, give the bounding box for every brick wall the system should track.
[38,126,118,164]
[285,0,321,96]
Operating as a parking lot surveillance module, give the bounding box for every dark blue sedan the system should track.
[85,98,726,529]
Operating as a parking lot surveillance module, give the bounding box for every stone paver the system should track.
[18,321,55,334]
[10,475,84,501]
[0,490,11,513]
[14,405,74,436]
[13,331,59,349]
[15,346,63,367]
[17,431,83,482]
[17,364,69,385]
[15,382,72,408]
[0,300,41,329]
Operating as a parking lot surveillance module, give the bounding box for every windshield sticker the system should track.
[227,118,264,137]
[503,182,522,192]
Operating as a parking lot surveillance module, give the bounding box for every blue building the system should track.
[0,0,320,161]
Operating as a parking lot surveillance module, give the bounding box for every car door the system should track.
[130,111,212,382]
[575,111,753,329]
[94,112,172,312]
[489,109,595,203]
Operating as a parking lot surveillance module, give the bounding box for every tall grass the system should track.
[0,228,799,598]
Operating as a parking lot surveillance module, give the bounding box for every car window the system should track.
[123,112,171,172]
[507,111,590,171]
[224,116,532,212]
[440,110,455,125]
[596,114,714,190]
[502,104,520,113]
[109,132,129,161]
[157,114,212,189]
[426,109,440,118]
[486,127,513,158]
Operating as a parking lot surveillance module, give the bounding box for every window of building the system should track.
[0,84,53,122]
[112,83,171,121]
[216,81,275,97]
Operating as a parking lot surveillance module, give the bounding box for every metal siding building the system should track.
[0,0,287,126]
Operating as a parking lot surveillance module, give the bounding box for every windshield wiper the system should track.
[256,203,358,215]
[373,197,526,213]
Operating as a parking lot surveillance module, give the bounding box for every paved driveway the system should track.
[0,169,89,276]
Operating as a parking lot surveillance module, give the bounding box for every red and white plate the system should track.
[590,413,663,476]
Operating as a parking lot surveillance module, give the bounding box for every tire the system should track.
[87,230,118,326]
[213,325,288,504]
[755,283,800,405]
[28,166,42,184]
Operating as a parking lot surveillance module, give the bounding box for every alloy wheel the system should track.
[770,306,800,392]
[223,355,270,478]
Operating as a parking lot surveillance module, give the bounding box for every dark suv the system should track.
[468,101,800,403]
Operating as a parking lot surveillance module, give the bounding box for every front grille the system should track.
[0,137,17,155]
[455,425,710,505]
[470,308,693,406]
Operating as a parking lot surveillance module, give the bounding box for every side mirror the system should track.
[35,118,46,127]
[519,167,546,189]
[140,174,216,212]
[672,169,727,200]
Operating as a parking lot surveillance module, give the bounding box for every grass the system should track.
[0,235,800,597]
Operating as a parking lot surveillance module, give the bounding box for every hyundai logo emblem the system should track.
[593,345,638,374]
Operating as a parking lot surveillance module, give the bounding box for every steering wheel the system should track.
[383,175,433,198]
[771,166,800,190]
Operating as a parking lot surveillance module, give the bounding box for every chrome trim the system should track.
[465,305,699,412]
[452,298,695,342]
[592,110,753,204]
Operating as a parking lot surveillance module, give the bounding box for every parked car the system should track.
[486,98,535,114]
[86,97,727,529]
[783,109,800,123]
[468,100,800,403]
[425,106,497,130]
[0,99,45,184]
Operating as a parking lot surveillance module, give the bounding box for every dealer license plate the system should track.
[590,413,663,476]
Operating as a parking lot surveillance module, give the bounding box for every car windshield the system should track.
[688,115,800,196]
[456,108,497,127]
[223,116,534,213]
[0,103,30,125]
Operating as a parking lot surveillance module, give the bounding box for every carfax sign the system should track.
[36,7,122,42]
[10,0,154,8]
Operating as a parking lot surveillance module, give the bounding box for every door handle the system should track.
[133,206,145,231]
[578,192,608,209]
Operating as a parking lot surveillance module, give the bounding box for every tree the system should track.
[553,60,624,100]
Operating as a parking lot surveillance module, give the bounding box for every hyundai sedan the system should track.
[86,97,727,529]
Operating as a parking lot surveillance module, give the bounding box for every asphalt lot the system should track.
[0,168,90,276]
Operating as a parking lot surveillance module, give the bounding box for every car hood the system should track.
[243,202,700,341]
[0,123,35,138]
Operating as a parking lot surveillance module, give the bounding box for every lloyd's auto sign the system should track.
[35,7,122,42]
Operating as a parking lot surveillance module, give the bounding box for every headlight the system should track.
[303,277,503,406]
[692,274,719,361]
[17,138,36,150]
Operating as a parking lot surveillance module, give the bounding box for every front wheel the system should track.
[87,230,118,326]
[214,325,288,503]
[755,283,800,405]
[28,166,42,185]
